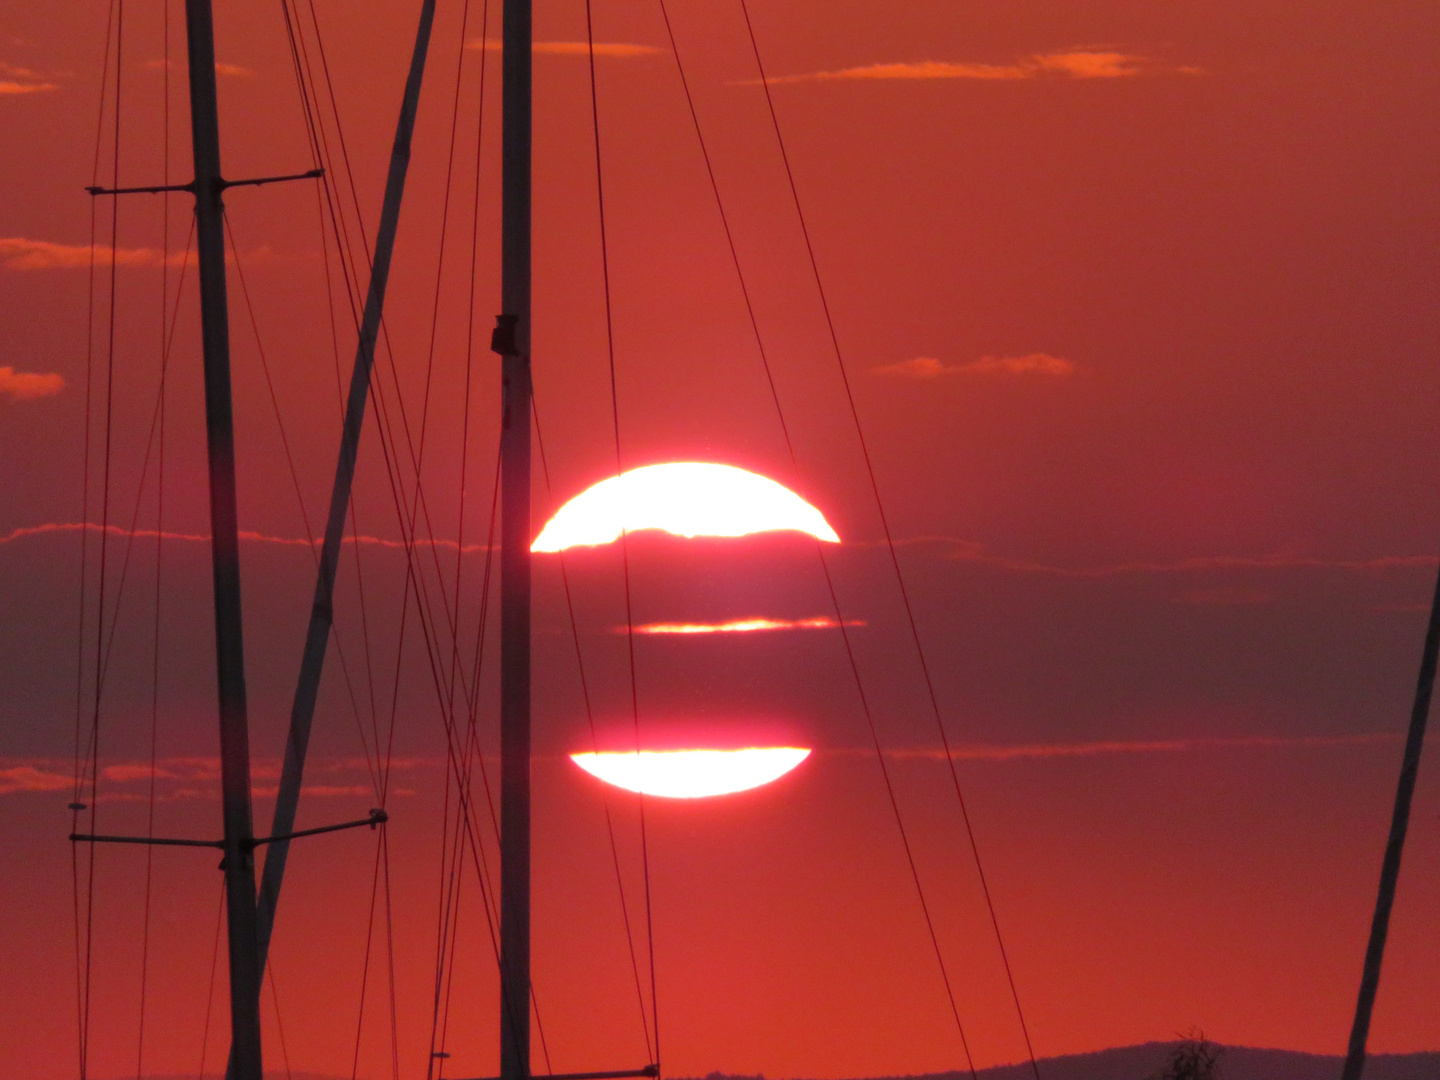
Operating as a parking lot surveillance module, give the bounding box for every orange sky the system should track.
[3,1,1440,1079]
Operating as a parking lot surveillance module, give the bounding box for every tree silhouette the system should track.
[1154,1032,1222,1080]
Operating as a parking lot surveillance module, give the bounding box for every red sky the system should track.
[3,1,1440,1079]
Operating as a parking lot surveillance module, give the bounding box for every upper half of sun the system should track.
[532,462,840,553]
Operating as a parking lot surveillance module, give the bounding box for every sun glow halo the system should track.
[570,747,812,798]
[533,463,839,552]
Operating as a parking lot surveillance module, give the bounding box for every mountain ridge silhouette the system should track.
[117,1045,1440,1080]
[679,1042,1440,1080]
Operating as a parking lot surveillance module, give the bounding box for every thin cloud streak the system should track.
[467,39,663,57]
[0,237,266,271]
[759,50,1185,86]
[2,755,428,798]
[0,366,64,401]
[144,59,255,77]
[0,60,58,93]
[865,732,1398,763]
[0,80,56,94]
[629,616,865,635]
[873,353,1075,378]
[8,522,1440,581]
[0,237,194,271]
[940,543,1440,579]
[851,535,1440,579]
[0,765,72,795]
[5,736,1391,796]
[0,520,500,555]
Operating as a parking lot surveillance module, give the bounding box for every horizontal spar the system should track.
[69,808,387,850]
[85,167,324,196]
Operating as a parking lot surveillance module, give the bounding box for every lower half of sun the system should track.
[570,747,812,798]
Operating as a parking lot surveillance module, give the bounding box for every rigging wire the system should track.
[533,395,655,1062]
[375,0,482,817]
[648,2,994,1072]
[429,761,461,1080]
[583,4,662,1068]
[384,831,404,1080]
[447,0,492,805]
[73,4,115,1071]
[350,836,387,1080]
[276,4,570,1072]
[279,0,387,779]
[225,209,383,795]
[89,223,193,706]
[73,1,121,1064]
[732,3,1042,1073]
[134,11,170,1070]
[77,5,125,1073]
[429,431,503,1076]
[278,8,542,1069]
[267,963,296,1080]
[196,880,227,1080]
[290,0,494,761]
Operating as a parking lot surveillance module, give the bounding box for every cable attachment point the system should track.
[368,807,388,829]
[491,314,518,356]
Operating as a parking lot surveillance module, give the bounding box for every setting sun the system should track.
[569,747,812,798]
[532,463,839,552]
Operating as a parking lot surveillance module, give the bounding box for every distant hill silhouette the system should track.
[682,1043,1440,1080]
[122,1046,1440,1080]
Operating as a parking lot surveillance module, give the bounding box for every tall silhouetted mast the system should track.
[184,1,264,1076]
[1341,566,1440,1080]
[496,0,533,1073]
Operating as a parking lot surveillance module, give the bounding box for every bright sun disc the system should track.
[569,747,812,798]
[532,463,839,552]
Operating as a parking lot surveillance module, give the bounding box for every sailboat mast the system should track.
[498,0,533,1076]
[181,1,264,1078]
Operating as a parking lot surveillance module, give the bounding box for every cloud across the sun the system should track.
[0,366,64,401]
[628,616,865,635]
[759,49,1193,86]
[873,353,1076,379]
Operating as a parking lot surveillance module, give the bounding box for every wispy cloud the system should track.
[0,366,64,401]
[758,49,1187,86]
[0,765,72,795]
[873,353,1075,379]
[0,61,58,94]
[872,732,1397,763]
[843,534,1440,580]
[0,238,268,272]
[10,522,1440,586]
[0,520,497,555]
[2,755,425,800]
[144,58,254,77]
[467,39,663,58]
[629,616,864,635]
[940,542,1440,579]
[0,237,193,271]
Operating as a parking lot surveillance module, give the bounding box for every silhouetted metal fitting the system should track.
[491,313,518,356]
